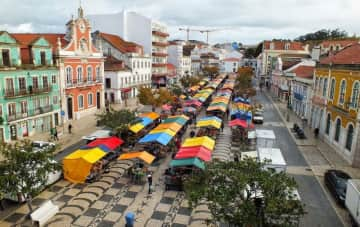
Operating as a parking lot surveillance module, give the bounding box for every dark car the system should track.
[324,169,351,206]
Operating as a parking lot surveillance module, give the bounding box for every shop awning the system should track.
[175,149,211,162]
[196,120,221,129]
[229,119,255,129]
[154,122,182,132]
[198,116,222,123]
[86,136,124,150]
[170,157,205,170]
[182,107,196,113]
[182,136,215,151]
[234,97,251,104]
[207,105,227,113]
[162,104,172,111]
[121,87,132,92]
[80,144,112,153]
[149,128,176,137]
[184,100,202,107]
[129,123,144,134]
[118,151,155,164]
[139,132,173,145]
[139,112,160,120]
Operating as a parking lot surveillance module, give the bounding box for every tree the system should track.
[0,140,60,214]
[234,66,256,97]
[202,66,219,79]
[244,47,256,58]
[155,88,174,107]
[184,159,305,226]
[295,28,350,42]
[170,84,183,97]
[96,109,136,137]
[180,76,200,89]
[137,86,156,106]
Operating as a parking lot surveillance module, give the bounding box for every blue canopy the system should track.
[139,132,173,146]
[80,144,112,153]
[199,116,222,123]
[141,117,153,127]
[234,97,251,104]
[231,111,252,120]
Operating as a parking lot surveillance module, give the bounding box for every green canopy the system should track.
[163,117,187,125]
[170,158,205,170]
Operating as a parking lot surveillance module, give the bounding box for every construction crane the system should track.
[200,29,224,45]
[179,27,229,44]
[178,27,203,42]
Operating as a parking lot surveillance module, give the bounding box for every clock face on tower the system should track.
[79,22,85,33]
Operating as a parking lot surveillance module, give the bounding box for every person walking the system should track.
[147,171,153,194]
[221,121,224,132]
[54,128,59,141]
[68,123,72,134]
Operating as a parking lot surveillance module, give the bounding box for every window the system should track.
[78,95,84,109]
[44,96,50,106]
[105,78,111,89]
[329,78,335,99]
[18,77,26,91]
[141,61,143,68]
[53,96,58,105]
[32,77,39,89]
[325,114,331,135]
[0,105,2,117]
[88,93,93,106]
[96,66,100,79]
[87,66,92,82]
[323,78,328,97]
[52,75,56,84]
[66,67,72,84]
[120,78,123,86]
[137,61,139,68]
[315,78,319,92]
[40,51,46,65]
[334,118,341,142]
[270,42,274,50]
[319,78,323,94]
[33,98,40,109]
[339,80,346,104]
[20,101,27,114]
[285,43,290,50]
[351,81,360,108]
[1,49,10,66]
[6,78,14,91]
[77,67,83,83]
[345,124,354,151]
[43,76,49,88]
[133,61,135,68]
[8,103,16,116]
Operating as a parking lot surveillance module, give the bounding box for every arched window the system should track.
[66,67,72,85]
[77,66,83,83]
[88,93,93,106]
[339,80,346,104]
[323,78,328,97]
[346,124,354,151]
[329,78,335,99]
[351,81,360,108]
[325,114,331,135]
[334,118,341,142]
[87,66,92,82]
[78,95,84,109]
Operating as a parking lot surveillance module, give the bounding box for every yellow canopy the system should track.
[119,151,155,164]
[63,147,106,183]
[207,105,227,112]
[196,120,221,129]
[190,85,200,91]
[167,114,190,120]
[129,123,144,133]
[182,136,215,151]
[154,123,182,132]
[139,112,159,120]
[180,95,186,99]
[149,128,176,136]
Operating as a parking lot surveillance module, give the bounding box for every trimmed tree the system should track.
[137,86,156,106]
[184,159,305,226]
[235,66,256,97]
[0,140,60,214]
[202,66,219,79]
[96,109,137,138]
[180,76,200,89]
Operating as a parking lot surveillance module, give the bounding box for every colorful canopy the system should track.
[163,117,187,125]
[154,122,182,132]
[229,119,255,129]
[176,146,213,162]
[129,123,144,133]
[234,97,251,104]
[182,107,196,113]
[170,158,205,170]
[139,112,160,120]
[207,105,227,112]
[87,136,124,150]
[149,128,176,137]
[139,132,173,145]
[182,136,215,151]
[196,119,221,129]
[118,151,155,164]
[162,104,172,111]
[184,100,202,107]
[199,116,222,123]
[80,144,112,153]
[63,147,107,183]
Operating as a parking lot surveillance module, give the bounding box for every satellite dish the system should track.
[231,42,239,50]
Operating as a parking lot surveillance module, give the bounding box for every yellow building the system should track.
[315,43,360,167]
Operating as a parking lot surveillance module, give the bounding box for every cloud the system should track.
[0,0,359,44]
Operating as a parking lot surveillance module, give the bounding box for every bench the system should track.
[30,200,59,226]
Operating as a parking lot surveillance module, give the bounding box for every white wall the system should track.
[89,13,125,39]
[127,12,152,55]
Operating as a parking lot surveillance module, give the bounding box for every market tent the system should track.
[80,144,112,153]
[87,136,124,150]
[180,94,186,99]
[149,128,176,137]
[196,119,221,129]
[175,149,211,162]
[199,116,222,123]
[178,145,213,153]
[163,117,187,125]
[129,123,144,134]
[118,151,155,164]
[139,112,160,120]
[167,114,190,120]
[139,132,173,145]
[182,107,196,113]
[231,111,252,120]
[184,100,202,107]
[162,104,172,111]
[63,147,106,183]
[234,97,251,104]
[229,119,255,129]
[154,122,182,132]
[170,157,205,170]
[207,105,227,112]
[182,136,215,151]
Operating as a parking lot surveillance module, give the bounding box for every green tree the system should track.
[184,159,305,226]
[180,76,200,89]
[137,86,156,106]
[96,109,136,137]
[244,47,256,58]
[155,88,174,107]
[170,84,183,97]
[234,67,256,97]
[0,140,60,214]
[295,28,350,42]
[202,66,219,79]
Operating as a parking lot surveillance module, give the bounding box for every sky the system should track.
[0,0,358,45]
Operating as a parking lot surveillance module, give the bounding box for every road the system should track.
[254,91,344,227]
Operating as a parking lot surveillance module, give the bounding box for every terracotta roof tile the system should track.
[99,32,143,54]
[11,33,67,49]
[264,40,306,51]
[320,40,358,48]
[290,66,314,79]
[104,56,126,71]
[320,43,360,65]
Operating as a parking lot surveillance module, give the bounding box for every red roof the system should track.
[167,63,175,70]
[320,43,360,65]
[290,66,314,79]
[11,33,67,49]
[223,58,240,62]
[167,63,176,77]
[264,41,306,51]
[98,32,143,54]
[104,56,127,71]
[320,40,358,48]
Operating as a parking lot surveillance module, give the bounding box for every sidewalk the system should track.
[27,98,142,154]
[264,91,360,179]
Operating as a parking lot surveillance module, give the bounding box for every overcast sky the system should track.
[0,0,358,45]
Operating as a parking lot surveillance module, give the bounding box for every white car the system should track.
[252,112,264,124]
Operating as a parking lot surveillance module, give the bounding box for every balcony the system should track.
[7,105,54,122]
[152,41,169,47]
[152,30,169,37]
[66,77,103,88]
[152,63,167,67]
[152,52,168,57]
[4,86,52,99]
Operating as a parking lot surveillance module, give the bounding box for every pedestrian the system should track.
[54,128,59,141]
[147,171,153,194]
[221,121,224,132]
[68,123,72,134]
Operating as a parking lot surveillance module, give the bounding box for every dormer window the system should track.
[285,43,290,50]
[1,49,10,67]
[270,42,275,50]
[40,51,46,65]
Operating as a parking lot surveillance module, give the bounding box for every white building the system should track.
[89,11,168,87]
[168,40,192,80]
[221,58,240,73]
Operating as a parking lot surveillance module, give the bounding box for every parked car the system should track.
[324,169,351,206]
[32,141,55,151]
[345,179,360,226]
[252,112,264,124]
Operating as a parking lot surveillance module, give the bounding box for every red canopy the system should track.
[175,146,212,162]
[162,104,172,111]
[228,119,255,129]
[184,100,202,107]
[87,136,124,150]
